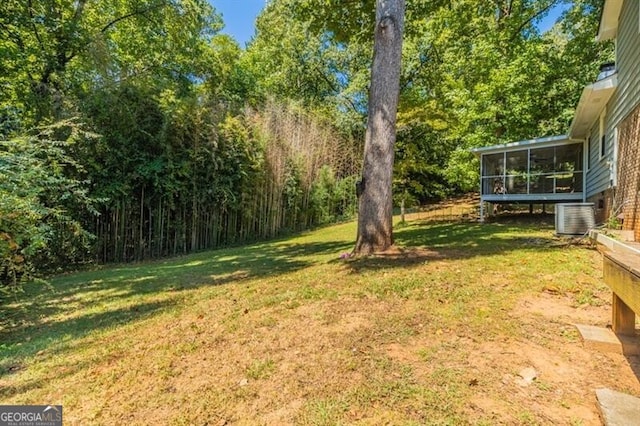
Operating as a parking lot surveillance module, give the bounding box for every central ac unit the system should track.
[555,203,595,236]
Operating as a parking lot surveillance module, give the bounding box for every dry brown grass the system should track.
[1,207,638,425]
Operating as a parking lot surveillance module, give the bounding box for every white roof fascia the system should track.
[470,135,572,157]
[593,72,618,91]
[597,0,623,41]
[569,85,595,138]
[568,73,618,138]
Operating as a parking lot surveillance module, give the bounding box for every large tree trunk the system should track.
[354,0,405,255]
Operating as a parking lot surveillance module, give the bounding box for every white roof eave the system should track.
[597,0,624,41]
[568,73,618,139]
[470,135,573,157]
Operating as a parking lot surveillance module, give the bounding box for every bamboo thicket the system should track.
[90,100,361,263]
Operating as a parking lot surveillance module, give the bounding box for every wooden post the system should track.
[612,293,636,336]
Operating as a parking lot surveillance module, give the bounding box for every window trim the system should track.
[612,127,619,187]
[599,108,607,161]
[587,136,591,170]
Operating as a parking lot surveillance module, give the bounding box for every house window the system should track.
[529,143,583,195]
[505,150,528,194]
[587,137,591,170]
[599,109,606,160]
[481,153,504,195]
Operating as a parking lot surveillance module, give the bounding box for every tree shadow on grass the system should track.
[0,218,567,382]
[395,221,552,252]
[0,238,352,371]
[0,300,170,385]
[341,220,571,273]
[0,347,106,399]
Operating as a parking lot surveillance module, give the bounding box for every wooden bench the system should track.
[603,249,640,336]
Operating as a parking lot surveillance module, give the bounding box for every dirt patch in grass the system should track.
[373,245,442,259]
[516,291,611,325]
[380,291,640,425]
[2,216,639,424]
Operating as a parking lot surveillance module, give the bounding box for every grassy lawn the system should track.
[1,214,638,425]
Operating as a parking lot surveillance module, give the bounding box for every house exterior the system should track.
[473,0,640,233]
[577,0,640,238]
[473,135,585,204]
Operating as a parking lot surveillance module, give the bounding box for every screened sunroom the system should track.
[471,135,585,218]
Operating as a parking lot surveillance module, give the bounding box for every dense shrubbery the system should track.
[0,103,360,290]
[0,0,611,290]
[83,97,360,264]
[0,121,97,290]
[0,1,365,291]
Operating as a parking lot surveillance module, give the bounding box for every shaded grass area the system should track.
[0,216,621,425]
[0,232,352,363]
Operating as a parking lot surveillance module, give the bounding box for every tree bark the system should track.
[354,0,405,255]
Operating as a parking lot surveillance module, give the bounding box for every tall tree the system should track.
[0,0,220,126]
[354,0,405,255]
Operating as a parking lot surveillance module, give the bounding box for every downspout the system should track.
[612,127,618,188]
[583,138,587,202]
[526,148,530,195]
[479,153,485,222]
